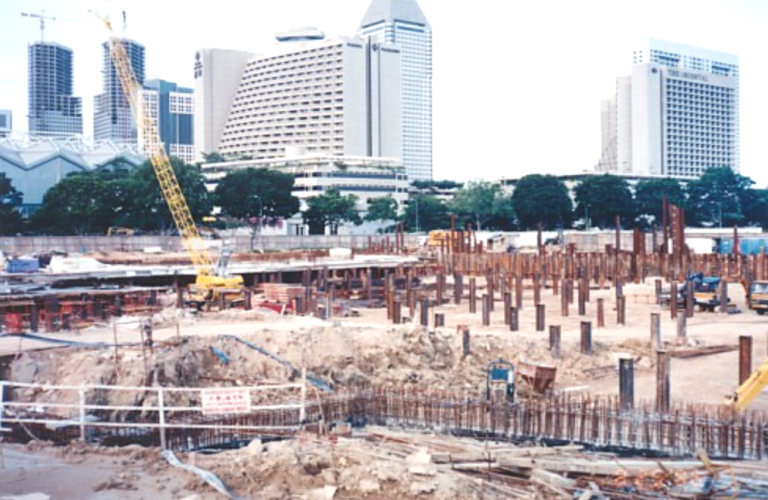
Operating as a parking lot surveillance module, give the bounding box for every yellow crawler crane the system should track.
[725,359,768,412]
[94,13,243,307]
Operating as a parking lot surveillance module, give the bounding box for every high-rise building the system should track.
[193,48,256,160]
[141,80,195,163]
[599,39,739,178]
[216,33,402,162]
[358,0,432,181]
[0,110,11,138]
[94,39,145,143]
[27,42,83,136]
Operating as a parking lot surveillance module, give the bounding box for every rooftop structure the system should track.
[0,133,144,211]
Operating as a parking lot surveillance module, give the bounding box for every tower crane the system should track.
[91,12,243,307]
[21,11,56,42]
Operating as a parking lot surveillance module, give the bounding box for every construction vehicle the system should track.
[746,280,768,315]
[681,273,724,312]
[725,358,768,412]
[486,359,515,404]
[93,13,243,307]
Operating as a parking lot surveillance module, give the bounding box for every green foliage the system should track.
[214,168,299,222]
[365,196,399,225]
[302,188,362,235]
[686,167,752,227]
[633,178,686,228]
[0,173,24,235]
[450,181,513,231]
[742,189,768,228]
[31,172,116,235]
[574,174,635,229]
[401,195,450,232]
[201,151,227,163]
[115,159,213,233]
[511,174,573,230]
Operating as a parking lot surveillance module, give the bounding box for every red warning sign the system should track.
[201,388,251,415]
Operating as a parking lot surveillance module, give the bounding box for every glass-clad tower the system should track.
[359,0,432,180]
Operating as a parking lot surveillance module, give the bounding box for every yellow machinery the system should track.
[94,14,243,307]
[747,280,768,315]
[725,359,768,412]
[106,226,135,236]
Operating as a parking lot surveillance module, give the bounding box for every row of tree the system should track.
[0,162,766,236]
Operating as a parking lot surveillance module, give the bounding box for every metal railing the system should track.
[0,380,307,450]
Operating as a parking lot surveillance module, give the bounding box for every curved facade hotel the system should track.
[217,35,402,163]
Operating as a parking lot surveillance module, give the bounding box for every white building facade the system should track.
[215,35,402,163]
[193,48,256,160]
[201,153,409,235]
[599,39,739,178]
[358,0,433,181]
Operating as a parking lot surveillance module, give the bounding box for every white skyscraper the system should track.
[599,39,739,178]
[358,0,433,181]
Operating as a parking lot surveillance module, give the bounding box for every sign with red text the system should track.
[201,388,251,415]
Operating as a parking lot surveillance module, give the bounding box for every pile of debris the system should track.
[166,426,768,500]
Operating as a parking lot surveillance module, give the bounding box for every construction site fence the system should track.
[3,382,766,460]
[0,234,422,255]
[0,380,306,451]
[315,390,768,460]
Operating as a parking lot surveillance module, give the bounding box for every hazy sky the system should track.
[1,0,766,185]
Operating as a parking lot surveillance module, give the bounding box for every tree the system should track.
[574,174,635,229]
[201,151,227,163]
[0,173,24,235]
[302,188,362,235]
[215,168,299,222]
[117,158,213,233]
[450,181,513,231]
[31,172,116,235]
[365,195,399,229]
[742,189,768,228]
[633,178,686,229]
[511,174,573,230]
[401,195,450,232]
[686,167,753,227]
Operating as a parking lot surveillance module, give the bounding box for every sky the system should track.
[1,0,766,185]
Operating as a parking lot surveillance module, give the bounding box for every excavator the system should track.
[94,13,243,308]
[725,359,768,412]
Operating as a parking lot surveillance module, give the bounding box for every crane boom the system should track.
[95,15,214,277]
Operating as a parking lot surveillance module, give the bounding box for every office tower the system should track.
[94,38,145,143]
[27,42,83,136]
[193,48,256,160]
[599,39,738,178]
[358,0,432,180]
[217,34,402,162]
[0,110,11,138]
[141,80,195,163]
